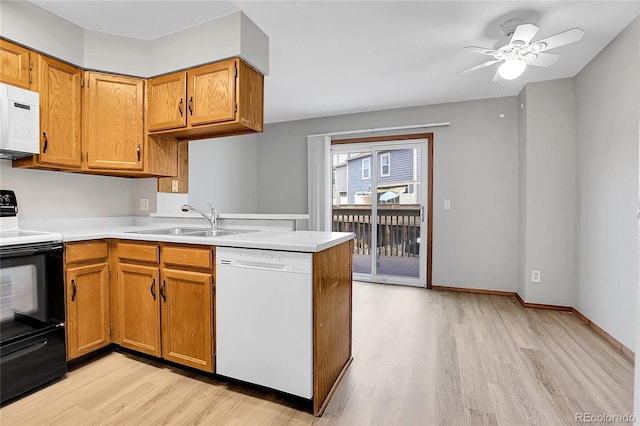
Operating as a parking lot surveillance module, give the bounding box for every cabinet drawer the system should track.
[65,241,108,264]
[162,246,212,269]
[118,242,159,264]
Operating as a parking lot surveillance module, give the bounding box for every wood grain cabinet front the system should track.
[118,263,161,357]
[64,241,111,360]
[147,58,263,140]
[83,72,145,171]
[0,39,33,89]
[160,268,214,372]
[113,242,215,372]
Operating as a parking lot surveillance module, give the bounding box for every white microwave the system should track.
[0,82,40,160]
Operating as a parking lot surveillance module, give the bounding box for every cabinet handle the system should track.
[136,144,141,162]
[160,280,166,302]
[150,279,156,300]
[178,98,184,117]
[71,279,77,302]
[188,96,193,116]
[42,132,48,154]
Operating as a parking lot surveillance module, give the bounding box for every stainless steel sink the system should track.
[128,227,257,237]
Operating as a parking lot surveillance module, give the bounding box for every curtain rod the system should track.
[308,122,450,138]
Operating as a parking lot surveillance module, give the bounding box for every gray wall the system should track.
[575,17,639,350]
[519,79,577,306]
[188,134,258,214]
[0,160,135,219]
[0,2,268,77]
[257,97,520,292]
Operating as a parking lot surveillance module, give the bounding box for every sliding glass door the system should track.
[332,140,428,287]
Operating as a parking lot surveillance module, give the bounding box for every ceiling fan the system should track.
[459,20,585,81]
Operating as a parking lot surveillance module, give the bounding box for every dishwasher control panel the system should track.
[216,247,312,274]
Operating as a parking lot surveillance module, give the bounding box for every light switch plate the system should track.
[139,198,149,211]
[171,180,179,193]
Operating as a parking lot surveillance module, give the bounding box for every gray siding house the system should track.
[336,149,422,205]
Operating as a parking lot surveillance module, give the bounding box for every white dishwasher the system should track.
[215,247,313,398]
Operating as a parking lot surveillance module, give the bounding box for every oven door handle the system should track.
[1,339,49,363]
[0,243,63,257]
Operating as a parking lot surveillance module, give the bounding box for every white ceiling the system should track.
[30,1,640,124]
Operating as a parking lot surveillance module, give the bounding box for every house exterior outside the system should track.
[332,149,422,206]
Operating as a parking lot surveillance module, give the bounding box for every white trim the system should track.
[362,157,371,180]
[380,152,391,177]
[308,122,450,138]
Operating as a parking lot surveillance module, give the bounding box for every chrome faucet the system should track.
[181,204,218,230]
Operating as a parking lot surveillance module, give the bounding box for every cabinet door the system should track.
[187,60,236,127]
[148,72,187,132]
[0,40,32,89]
[84,72,144,170]
[118,263,161,357]
[66,263,110,360]
[161,268,214,372]
[38,55,82,168]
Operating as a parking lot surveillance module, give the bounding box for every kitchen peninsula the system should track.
[36,217,353,417]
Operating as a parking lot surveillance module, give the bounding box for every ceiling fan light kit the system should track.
[498,58,527,80]
[459,21,584,81]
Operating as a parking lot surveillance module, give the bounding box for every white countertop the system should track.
[59,225,353,253]
[151,213,309,220]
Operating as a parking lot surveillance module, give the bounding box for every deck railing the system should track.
[332,205,421,257]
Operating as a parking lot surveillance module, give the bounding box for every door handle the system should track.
[160,280,166,302]
[71,279,77,302]
[150,279,156,300]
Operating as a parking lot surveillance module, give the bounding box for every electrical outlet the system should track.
[171,179,179,193]
[139,198,149,211]
[444,200,451,210]
[531,270,541,283]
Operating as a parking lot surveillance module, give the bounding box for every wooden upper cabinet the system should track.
[147,72,187,132]
[147,58,263,140]
[84,72,144,170]
[38,55,82,168]
[188,61,236,126]
[0,40,32,89]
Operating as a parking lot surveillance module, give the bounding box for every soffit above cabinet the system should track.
[0,1,269,78]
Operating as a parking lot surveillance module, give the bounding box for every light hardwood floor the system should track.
[0,282,633,425]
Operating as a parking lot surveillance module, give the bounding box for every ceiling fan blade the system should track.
[532,28,585,51]
[526,52,560,67]
[458,59,502,74]
[511,23,539,45]
[462,46,498,56]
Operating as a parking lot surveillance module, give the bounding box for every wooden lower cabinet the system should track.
[117,263,161,357]
[65,261,110,360]
[114,242,214,373]
[161,268,214,372]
